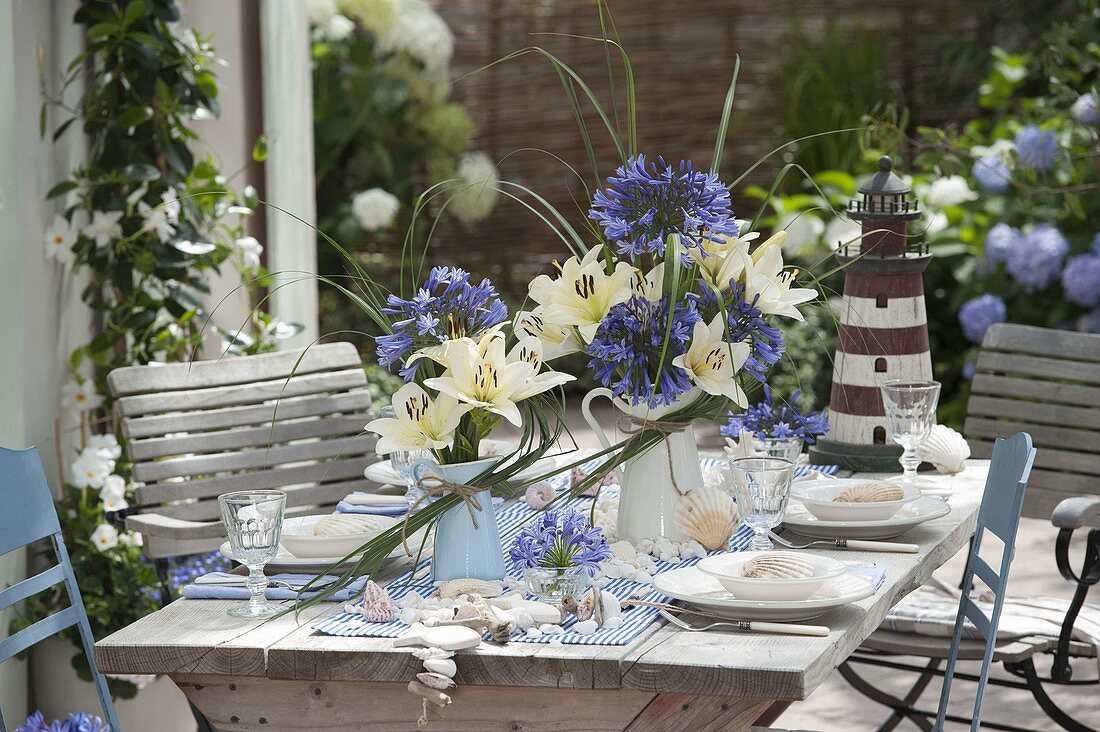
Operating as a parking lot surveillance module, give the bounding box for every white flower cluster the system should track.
[307,0,355,40]
[373,0,454,74]
[351,188,401,232]
[44,190,183,266]
[447,151,500,225]
[69,433,141,553]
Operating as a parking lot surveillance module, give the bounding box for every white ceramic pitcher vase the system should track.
[580,387,704,543]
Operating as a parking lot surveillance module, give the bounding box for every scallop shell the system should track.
[313,514,388,536]
[524,481,554,510]
[918,425,970,475]
[609,540,636,562]
[673,486,737,551]
[833,481,904,503]
[358,580,397,622]
[437,578,505,599]
[742,554,816,580]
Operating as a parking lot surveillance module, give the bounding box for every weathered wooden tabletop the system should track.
[95,462,988,731]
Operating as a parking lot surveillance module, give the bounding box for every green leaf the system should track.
[122,0,145,26]
[46,180,78,199]
[252,134,268,162]
[86,22,117,40]
[117,105,154,129]
[120,163,160,182]
[52,117,77,141]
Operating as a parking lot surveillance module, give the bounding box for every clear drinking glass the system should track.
[381,406,429,506]
[728,457,795,551]
[218,490,286,617]
[753,436,804,463]
[879,380,941,487]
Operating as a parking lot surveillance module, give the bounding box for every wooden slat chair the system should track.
[0,446,120,731]
[842,324,1100,731]
[107,343,375,596]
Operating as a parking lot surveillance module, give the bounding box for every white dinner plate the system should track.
[782,495,951,540]
[362,440,577,485]
[219,525,431,571]
[653,566,877,621]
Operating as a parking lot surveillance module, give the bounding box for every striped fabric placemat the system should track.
[313,462,840,646]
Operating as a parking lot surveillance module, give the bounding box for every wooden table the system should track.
[95,463,989,731]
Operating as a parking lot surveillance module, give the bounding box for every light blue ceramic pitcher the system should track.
[411,456,507,583]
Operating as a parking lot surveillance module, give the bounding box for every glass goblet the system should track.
[380,406,429,506]
[728,457,795,551]
[218,490,286,618]
[753,435,804,463]
[879,380,941,487]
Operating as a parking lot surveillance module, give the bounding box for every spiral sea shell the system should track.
[313,514,388,536]
[742,554,816,580]
[524,481,555,510]
[358,580,397,622]
[918,425,970,475]
[833,481,904,503]
[673,486,737,551]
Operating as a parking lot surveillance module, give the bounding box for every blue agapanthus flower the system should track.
[375,266,508,380]
[1091,231,1100,255]
[1014,125,1058,172]
[509,508,611,576]
[589,155,739,263]
[1005,223,1069,292]
[721,385,829,444]
[961,360,978,380]
[958,294,1007,343]
[18,712,108,732]
[587,294,700,407]
[1062,254,1100,308]
[723,283,785,383]
[1072,92,1100,125]
[972,155,1012,193]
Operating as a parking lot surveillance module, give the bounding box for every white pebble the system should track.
[525,627,543,638]
[634,571,653,585]
[548,637,563,646]
[398,591,423,609]
[423,658,457,678]
[604,616,624,629]
[399,608,419,625]
[659,551,673,562]
[540,624,564,635]
[574,619,598,635]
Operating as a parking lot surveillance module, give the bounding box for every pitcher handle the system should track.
[410,457,441,486]
[580,388,624,482]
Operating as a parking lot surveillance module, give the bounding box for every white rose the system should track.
[448,152,500,225]
[351,188,400,231]
[920,176,978,208]
[91,523,120,552]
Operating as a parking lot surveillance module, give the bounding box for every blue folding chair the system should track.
[934,432,1036,731]
[0,446,120,732]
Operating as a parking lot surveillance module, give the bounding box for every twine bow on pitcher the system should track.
[401,476,490,556]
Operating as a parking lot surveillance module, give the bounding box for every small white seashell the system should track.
[399,608,418,625]
[918,425,970,475]
[724,428,764,460]
[834,481,904,503]
[313,514,388,536]
[574,619,598,635]
[417,671,455,690]
[437,578,504,599]
[410,647,454,661]
[525,627,543,638]
[540,624,564,634]
[524,481,555,510]
[634,571,653,585]
[487,595,563,625]
[609,540,636,562]
[549,637,563,646]
[742,554,816,580]
[599,590,622,621]
[424,658,457,678]
[673,486,738,551]
[603,616,624,630]
[357,581,397,623]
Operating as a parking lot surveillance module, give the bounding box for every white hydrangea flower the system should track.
[43,214,77,264]
[62,379,103,413]
[823,214,861,252]
[919,175,978,208]
[375,0,453,73]
[84,210,123,249]
[318,13,356,40]
[448,151,500,225]
[87,433,122,460]
[776,211,825,256]
[91,523,120,552]
[307,0,339,25]
[235,236,264,270]
[351,188,400,231]
[71,449,114,490]
[923,210,949,235]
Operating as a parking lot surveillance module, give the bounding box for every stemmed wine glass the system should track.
[218,490,286,617]
[381,406,430,507]
[728,457,795,551]
[879,380,941,488]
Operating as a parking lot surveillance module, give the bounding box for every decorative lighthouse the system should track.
[809,156,933,471]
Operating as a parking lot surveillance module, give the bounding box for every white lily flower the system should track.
[506,336,575,400]
[690,221,755,291]
[44,214,77,264]
[745,234,817,321]
[84,210,123,249]
[514,308,583,360]
[671,314,750,407]
[424,332,534,426]
[629,267,666,300]
[529,248,636,342]
[366,382,472,455]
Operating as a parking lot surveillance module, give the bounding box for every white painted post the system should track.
[260,0,319,349]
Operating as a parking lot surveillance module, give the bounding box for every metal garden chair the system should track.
[105,342,375,602]
[843,323,1100,731]
[0,446,120,732]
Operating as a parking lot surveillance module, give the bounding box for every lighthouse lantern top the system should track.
[849,156,921,221]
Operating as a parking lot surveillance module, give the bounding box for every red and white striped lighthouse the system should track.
[809,157,933,471]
